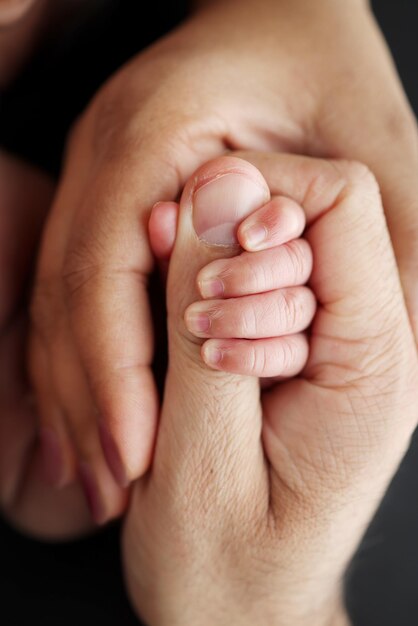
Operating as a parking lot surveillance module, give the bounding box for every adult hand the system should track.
[30,0,418,521]
[122,154,418,626]
[0,152,93,539]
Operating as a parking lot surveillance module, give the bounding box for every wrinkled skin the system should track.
[123,153,418,626]
[28,0,418,523]
[1,0,417,538]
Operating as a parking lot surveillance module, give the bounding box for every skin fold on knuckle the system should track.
[238,254,270,293]
[205,304,226,335]
[286,240,312,283]
[332,159,382,212]
[239,301,260,337]
[62,259,102,305]
[92,77,209,188]
[246,343,266,375]
[214,261,235,292]
[279,338,299,375]
[61,242,112,314]
[277,289,298,333]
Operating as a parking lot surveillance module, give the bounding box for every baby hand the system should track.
[150,179,315,379]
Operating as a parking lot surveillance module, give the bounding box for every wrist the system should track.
[142,584,351,626]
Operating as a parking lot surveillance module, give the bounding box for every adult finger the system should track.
[317,89,418,337]
[29,331,76,488]
[60,153,209,484]
[241,152,418,473]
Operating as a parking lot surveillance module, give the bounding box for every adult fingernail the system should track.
[78,462,106,525]
[40,427,66,488]
[193,173,269,245]
[99,421,129,488]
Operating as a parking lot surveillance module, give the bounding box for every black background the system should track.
[1,1,418,625]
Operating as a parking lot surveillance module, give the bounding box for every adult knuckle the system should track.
[87,85,162,162]
[92,91,141,159]
[145,121,199,182]
[338,159,379,193]
[62,245,101,302]
[97,91,191,165]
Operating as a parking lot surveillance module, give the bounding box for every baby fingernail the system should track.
[198,278,224,299]
[78,462,106,525]
[185,310,210,335]
[240,223,267,249]
[99,422,129,488]
[40,427,66,488]
[202,343,223,366]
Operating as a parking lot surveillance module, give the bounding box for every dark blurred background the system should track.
[1,1,418,625]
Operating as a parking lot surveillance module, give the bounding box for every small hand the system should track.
[151,191,314,378]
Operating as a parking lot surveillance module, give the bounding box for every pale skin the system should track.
[1,0,418,522]
[151,172,315,380]
[0,0,417,622]
[6,149,415,624]
[122,153,418,626]
[0,0,417,561]
[22,0,418,524]
[0,154,313,534]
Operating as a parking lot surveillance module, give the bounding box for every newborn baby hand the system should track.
[150,175,315,379]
